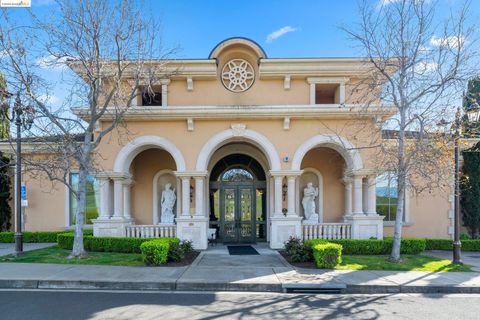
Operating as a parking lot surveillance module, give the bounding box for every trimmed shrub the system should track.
[0,230,93,243]
[425,239,452,250]
[140,239,172,266]
[57,233,149,253]
[304,238,426,255]
[313,243,342,268]
[462,240,480,251]
[285,236,316,262]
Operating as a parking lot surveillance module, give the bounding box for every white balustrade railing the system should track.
[302,223,352,240]
[125,225,176,238]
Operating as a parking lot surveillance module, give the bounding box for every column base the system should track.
[269,216,303,249]
[344,214,384,239]
[175,216,209,250]
[92,218,134,237]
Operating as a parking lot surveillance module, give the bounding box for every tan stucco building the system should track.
[3,38,454,249]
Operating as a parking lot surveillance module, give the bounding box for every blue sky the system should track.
[20,0,477,59]
[4,0,480,108]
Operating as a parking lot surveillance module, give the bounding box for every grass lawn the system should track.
[337,255,472,272]
[0,246,145,267]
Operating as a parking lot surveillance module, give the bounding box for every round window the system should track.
[221,59,255,92]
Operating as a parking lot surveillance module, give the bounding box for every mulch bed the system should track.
[161,251,200,267]
[279,250,316,269]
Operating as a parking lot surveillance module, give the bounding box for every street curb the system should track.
[2,279,480,294]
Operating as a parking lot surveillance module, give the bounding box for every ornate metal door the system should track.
[220,185,255,243]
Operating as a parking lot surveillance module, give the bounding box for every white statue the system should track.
[302,182,319,223]
[160,183,176,224]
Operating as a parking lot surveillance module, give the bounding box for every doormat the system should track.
[227,245,260,255]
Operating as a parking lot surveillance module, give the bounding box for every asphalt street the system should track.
[1,290,480,320]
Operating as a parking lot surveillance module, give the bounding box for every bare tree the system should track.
[0,0,175,257]
[343,0,476,261]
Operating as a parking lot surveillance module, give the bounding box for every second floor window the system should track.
[141,86,162,106]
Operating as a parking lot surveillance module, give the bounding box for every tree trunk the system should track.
[390,107,407,262]
[69,136,92,258]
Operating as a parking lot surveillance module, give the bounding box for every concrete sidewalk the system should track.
[0,243,56,256]
[1,244,480,293]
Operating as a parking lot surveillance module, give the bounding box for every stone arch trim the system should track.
[196,128,281,171]
[291,134,363,171]
[114,136,186,173]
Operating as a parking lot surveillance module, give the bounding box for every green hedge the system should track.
[140,238,180,266]
[0,230,93,243]
[313,243,342,268]
[304,238,426,255]
[57,233,151,253]
[426,238,480,251]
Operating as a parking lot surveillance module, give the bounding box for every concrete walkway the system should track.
[424,250,480,272]
[1,244,480,293]
[0,243,56,256]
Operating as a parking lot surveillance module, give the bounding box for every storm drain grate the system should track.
[282,283,346,294]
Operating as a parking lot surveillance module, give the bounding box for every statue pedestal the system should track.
[175,216,209,250]
[269,215,303,249]
[92,218,134,237]
[303,213,319,224]
[344,214,385,239]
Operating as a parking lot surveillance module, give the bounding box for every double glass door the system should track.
[221,184,255,243]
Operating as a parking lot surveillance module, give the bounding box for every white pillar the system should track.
[344,178,353,216]
[274,176,283,216]
[339,82,345,104]
[367,175,377,215]
[287,176,296,216]
[181,177,190,216]
[99,177,111,218]
[122,179,132,220]
[112,178,124,219]
[194,177,204,216]
[309,82,316,105]
[353,175,363,215]
[161,79,170,107]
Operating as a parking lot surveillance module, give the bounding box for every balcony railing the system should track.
[302,223,352,240]
[125,224,176,238]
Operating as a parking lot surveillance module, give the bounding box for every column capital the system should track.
[269,170,303,177]
[160,78,171,86]
[344,169,375,178]
[96,171,131,181]
[174,171,208,178]
[342,176,353,184]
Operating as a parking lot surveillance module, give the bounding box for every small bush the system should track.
[140,239,171,266]
[180,240,194,254]
[313,243,342,269]
[285,236,316,262]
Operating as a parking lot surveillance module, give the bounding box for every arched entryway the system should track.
[209,154,267,243]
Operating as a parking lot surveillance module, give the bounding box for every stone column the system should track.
[181,177,191,216]
[353,175,364,215]
[274,176,283,216]
[339,82,346,104]
[98,177,111,219]
[287,176,296,216]
[343,177,353,217]
[112,177,124,219]
[161,79,170,107]
[309,82,316,105]
[122,179,133,220]
[366,175,377,215]
[194,176,204,216]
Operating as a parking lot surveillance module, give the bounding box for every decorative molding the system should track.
[284,75,291,90]
[291,134,364,171]
[283,117,290,130]
[306,77,350,84]
[113,135,186,173]
[72,105,397,122]
[187,118,194,131]
[221,59,255,92]
[231,123,247,136]
[196,128,281,171]
[186,77,194,91]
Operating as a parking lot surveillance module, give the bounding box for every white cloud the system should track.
[430,35,465,49]
[36,55,67,71]
[266,26,297,43]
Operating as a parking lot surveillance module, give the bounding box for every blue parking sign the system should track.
[21,185,27,200]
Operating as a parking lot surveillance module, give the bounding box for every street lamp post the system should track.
[0,90,35,257]
[453,107,462,264]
